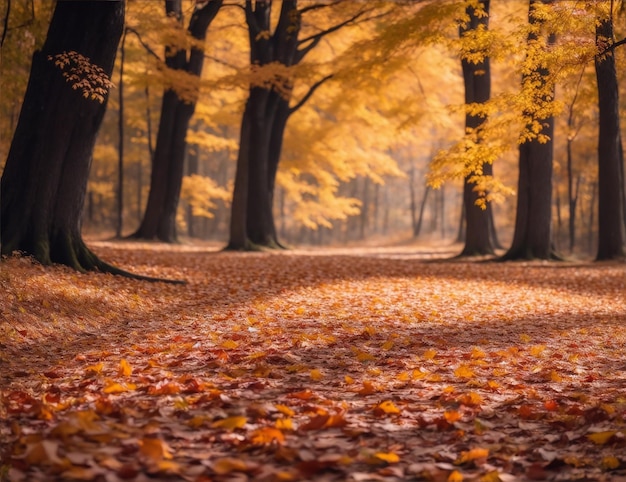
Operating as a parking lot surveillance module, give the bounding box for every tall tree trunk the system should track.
[1,1,124,270]
[595,4,625,260]
[228,0,298,250]
[116,27,127,238]
[186,141,199,238]
[459,0,496,256]
[414,185,430,237]
[502,0,558,260]
[227,0,360,250]
[132,0,222,242]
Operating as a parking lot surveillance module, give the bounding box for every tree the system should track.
[594,1,625,260]
[131,0,222,242]
[0,1,133,274]
[502,0,559,260]
[458,0,498,256]
[227,1,376,250]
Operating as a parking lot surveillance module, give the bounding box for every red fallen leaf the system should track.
[526,462,548,480]
[43,369,63,379]
[297,460,337,476]
[300,414,330,431]
[117,464,140,479]
[212,350,230,363]
[324,413,348,428]
[43,391,61,404]
[583,406,610,423]
[544,400,559,411]
[519,405,535,419]
[288,389,314,400]
[148,380,182,395]
[434,417,453,431]
[183,378,205,393]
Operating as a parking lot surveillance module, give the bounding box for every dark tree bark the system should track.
[116,27,127,238]
[132,0,222,243]
[1,2,126,270]
[458,0,497,256]
[227,0,297,250]
[227,1,367,250]
[594,7,625,260]
[502,0,558,260]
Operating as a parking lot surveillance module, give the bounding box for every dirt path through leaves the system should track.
[1,242,625,481]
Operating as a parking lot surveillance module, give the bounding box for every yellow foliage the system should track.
[180,174,230,219]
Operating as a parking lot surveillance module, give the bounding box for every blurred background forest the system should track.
[1,0,624,256]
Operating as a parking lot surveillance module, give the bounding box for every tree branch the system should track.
[125,26,162,62]
[1,0,10,49]
[289,73,333,115]
[598,36,626,56]
[296,6,381,62]
[299,0,342,15]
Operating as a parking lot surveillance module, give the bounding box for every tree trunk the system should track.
[458,0,496,256]
[116,27,127,238]
[132,0,222,243]
[595,7,625,260]
[502,0,558,261]
[414,185,430,237]
[1,1,124,269]
[228,0,298,250]
[227,0,352,250]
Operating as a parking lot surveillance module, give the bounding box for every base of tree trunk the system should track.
[457,247,496,258]
[223,238,287,252]
[498,248,563,262]
[3,234,185,284]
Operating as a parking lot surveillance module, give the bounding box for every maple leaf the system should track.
[373,452,400,464]
[139,437,173,462]
[103,379,136,394]
[211,416,247,430]
[249,427,285,445]
[373,400,401,416]
[118,359,133,377]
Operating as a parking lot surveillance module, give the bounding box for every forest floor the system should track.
[1,240,625,482]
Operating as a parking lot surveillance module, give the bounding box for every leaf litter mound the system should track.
[1,241,625,482]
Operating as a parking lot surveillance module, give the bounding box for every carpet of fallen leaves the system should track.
[1,240,625,482]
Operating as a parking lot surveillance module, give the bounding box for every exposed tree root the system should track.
[2,233,186,284]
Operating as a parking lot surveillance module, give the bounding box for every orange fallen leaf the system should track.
[587,431,617,445]
[103,380,136,394]
[85,362,104,375]
[275,418,294,430]
[211,416,247,430]
[357,380,378,395]
[373,400,401,415]
[139,437,173,462]
[456,448,489,465]
[250,427,284,445]
[118,359,132,377]
[444,410,462,423]
[373,452,399,463]
[448,470,463,482]
[275,404,295,417]
[423,348,437,360]
[212,457,252,474]
[454,365,475,379]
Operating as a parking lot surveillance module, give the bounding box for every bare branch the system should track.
[289,73,333,115]
[296,5,386,62]
[299,0,342,15]
[1,0,10,48]
[204,53,240,70]
[125,26,163,62]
